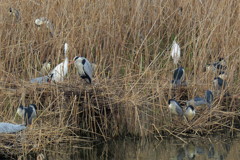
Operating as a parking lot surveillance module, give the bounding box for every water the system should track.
[42,135,240,160]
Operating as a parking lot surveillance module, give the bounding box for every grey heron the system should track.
[70,56,93,84]
[17,104,37,125]
[168,99,183,116]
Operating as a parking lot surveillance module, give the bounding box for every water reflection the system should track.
[44,136,240,160]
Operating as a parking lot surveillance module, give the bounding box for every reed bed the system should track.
[0,0,240,158]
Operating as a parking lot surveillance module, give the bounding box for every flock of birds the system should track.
[1,8,228,133]
[168,40,228,121]
[1,10,96,133]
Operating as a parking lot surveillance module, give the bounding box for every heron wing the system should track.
[83,60,93,80]
[0,122,26,133]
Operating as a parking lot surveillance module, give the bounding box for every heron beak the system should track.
[68,61,74,66]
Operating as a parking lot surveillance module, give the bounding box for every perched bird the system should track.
[17,104,37,125]
[35,17,54,37]
[70,57,93,83]
[0,122,26,133]
[171,40,181,64]
[187,90,214,108]
[9,7,20,21]
[213,77,226,90]
[187,97,208,107]
[172,67,185,86]
[40,61,51,76]
[48,43,69,82]
[184,105,195,121]
[205,90,214,107]
[206,58,227,73]
[168,99,183,116]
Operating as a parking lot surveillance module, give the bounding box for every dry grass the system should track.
[0,0,240,158]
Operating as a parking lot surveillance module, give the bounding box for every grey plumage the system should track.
[168,99,183,116]
[30,76,50,84]
[206,58,227,74]
[213,77,226,89]
[187,97,208,107]
[0,122,26,133]
[172,67,185,86]
[205,90,214,107]
[73,56,93,83]
[17,104,37,125]
[187,90,214,108]
[9,7,20,21]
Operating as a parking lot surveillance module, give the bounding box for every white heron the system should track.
[171,40,181,64]
[70,57,93,84]
[17,104,37,125]
[0,122,26,133]
[48,43,69,82]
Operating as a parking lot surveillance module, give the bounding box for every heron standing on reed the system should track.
[69,57,93,84]
[48,43,69,82]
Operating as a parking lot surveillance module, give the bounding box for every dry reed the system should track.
[0,0,240,158]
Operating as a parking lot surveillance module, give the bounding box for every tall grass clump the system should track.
[0,0,240,157]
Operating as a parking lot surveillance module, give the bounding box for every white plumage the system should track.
[49,43,69,82]
[35,17,54,36]
[73,57,93,83]
[0,122,26,133]
[171,40,181,64]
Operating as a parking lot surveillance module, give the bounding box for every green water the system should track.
[42,135,240,160]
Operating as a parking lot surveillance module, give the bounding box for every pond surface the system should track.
[42,135,240,160]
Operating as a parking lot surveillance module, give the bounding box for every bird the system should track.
[9,7,20,21]
[48,43,69,82]
[187,97,208,107]
[172,67,185,86]
[168,99,183,116]
[187,90,214,108]
[206,58,227,73]
[184,105,195,121]
[171,40,181,64]
[17,104,37,125]
[0,122,26,133]
[30,76,50,84]
[205,90,214,107]
[70,56,93,83]
[35,17,54,37]
[40,61,51,76]
[213,77,226,90]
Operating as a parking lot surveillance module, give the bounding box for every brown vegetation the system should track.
[0,0,240,158]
